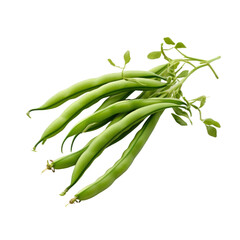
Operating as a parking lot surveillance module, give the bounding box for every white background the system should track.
[0,0,239,239]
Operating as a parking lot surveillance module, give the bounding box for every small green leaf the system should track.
[192,96,206,108]
[200,96,206,108]
[175,42,186,48]
[171,113,188,126]
[124,50,131,64]
[177,70,189,78]
[206,125,217,137]
[173,62,180,69]
[203,118,221,128]
[164,37,175,45]
[173,107,192,124]
[107,59,115,67]
[167,69,175,77]
[147,51,161,59]
[175,90,182,99]
[173,107,189,119]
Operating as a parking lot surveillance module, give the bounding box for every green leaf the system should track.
[167,68,175,77]
[175,90,183,99]
[173,107,192,124]
[172,61,180,69]
[107,59,115,67]
[200,97,206,108]
[171,113,188,126]
[177,70,189,78]
[173,107,189,119]
[124,50,131,64]
[206,125,217,137]
[175,42,186,49]
[147,51,161,59]
[192,96,206,108]
[203,118,221,128]
[164,37,175,45]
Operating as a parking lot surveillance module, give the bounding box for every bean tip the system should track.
[26,111,31,118]
[61,137,68,153]
[60,189,67,196]
[33,139,43,151]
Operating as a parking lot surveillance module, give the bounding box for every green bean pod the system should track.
[44,64,171,170]
[68,91,149,152]
[95,92,133,111]
[62,98,186,148]
[149,63,169,75]
[80,92,133,133]
[46,147,88,170]
[69,111,163,202]
[47,115,145,171]
[27,70,164,115]
[33,78,167,150]
[60,102,185,195]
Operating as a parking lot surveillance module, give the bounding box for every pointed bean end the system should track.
[33,139,43,151]
[26,111,31,118]
[60,189,68,196]
[61,137,68,153]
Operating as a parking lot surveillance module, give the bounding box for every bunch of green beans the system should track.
[28,38,221,205]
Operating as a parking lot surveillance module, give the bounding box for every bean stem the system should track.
[165,56,221,94]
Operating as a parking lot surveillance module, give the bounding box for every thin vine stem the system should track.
[175,48,219,78]
[166,56,221,94]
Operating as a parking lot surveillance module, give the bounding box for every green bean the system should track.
[80,92,133,133]
[149,63,169,75]
[60,102,185,195]
[44,147,88,171]
[62,98,185,148]
[27,70,165,116]
[46,114,148,171]
[94,63,169,113]
[68,91,149,152]
[69,85,175,153]
[47,64,174,169]
[95,92,133,111]
[69,111,163,203]
[68,86,169,152]
[46,91,154,170]
[33,78,167,150]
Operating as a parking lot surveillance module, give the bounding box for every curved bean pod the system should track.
[149,63,169,75]
[79,92,133,133]
[27,70,164,115]
[60,102,185,195]
[44,64,173,171]
[48,147,88,170]
[69,111,163,202]
[68,90,149,152]
[48,115,147,171]
[95,92,133,112]
[33,78,167,150]
[63,98,185,146]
